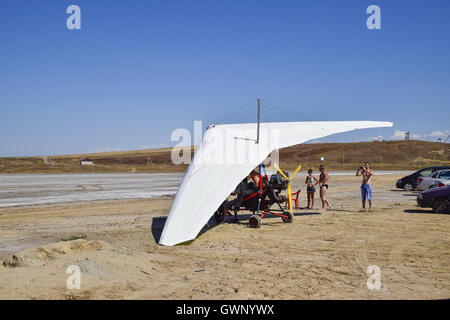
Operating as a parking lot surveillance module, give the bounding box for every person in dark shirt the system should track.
[223,171,260,221]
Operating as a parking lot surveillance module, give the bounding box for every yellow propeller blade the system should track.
[287,183,293,213]
[291,164,302,179]
[274,163,301,213]
[274,164,289,180]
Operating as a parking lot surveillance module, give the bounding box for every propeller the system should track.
[273,163,302,213]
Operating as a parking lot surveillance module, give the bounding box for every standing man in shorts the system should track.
[356,161,374,212]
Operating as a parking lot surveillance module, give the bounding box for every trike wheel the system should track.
[248,215,261,228]
[281,210,294,223]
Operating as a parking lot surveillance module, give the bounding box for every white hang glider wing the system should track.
[159,121,393,246]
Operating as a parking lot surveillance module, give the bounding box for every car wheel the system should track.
[432,198,450,214]
[443,199,450,214]
[404,183,415,191]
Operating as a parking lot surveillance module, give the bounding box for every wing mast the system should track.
[256,98,262,214]
[256,98,260,144]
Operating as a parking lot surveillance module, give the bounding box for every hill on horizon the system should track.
[0,140,448,174]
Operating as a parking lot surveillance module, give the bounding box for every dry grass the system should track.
[280,140,450,171]
[0,141,448,173]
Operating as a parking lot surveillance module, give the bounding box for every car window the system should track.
[431,172,439,178]
[439,171,450,178]
[419,169,432,177]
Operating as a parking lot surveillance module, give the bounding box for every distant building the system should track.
[405,132,410,140]
[43,155,55,165]
[80,158,94,166]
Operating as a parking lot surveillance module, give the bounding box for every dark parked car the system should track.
[396,166,450,191]
[417,185,450,213]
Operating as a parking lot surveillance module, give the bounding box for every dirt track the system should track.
[0,174,449,299]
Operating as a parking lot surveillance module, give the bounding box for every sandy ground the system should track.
[0,173,449,300]
[0,172,182,207]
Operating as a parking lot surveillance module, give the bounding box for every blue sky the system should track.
[0,0,449,156]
